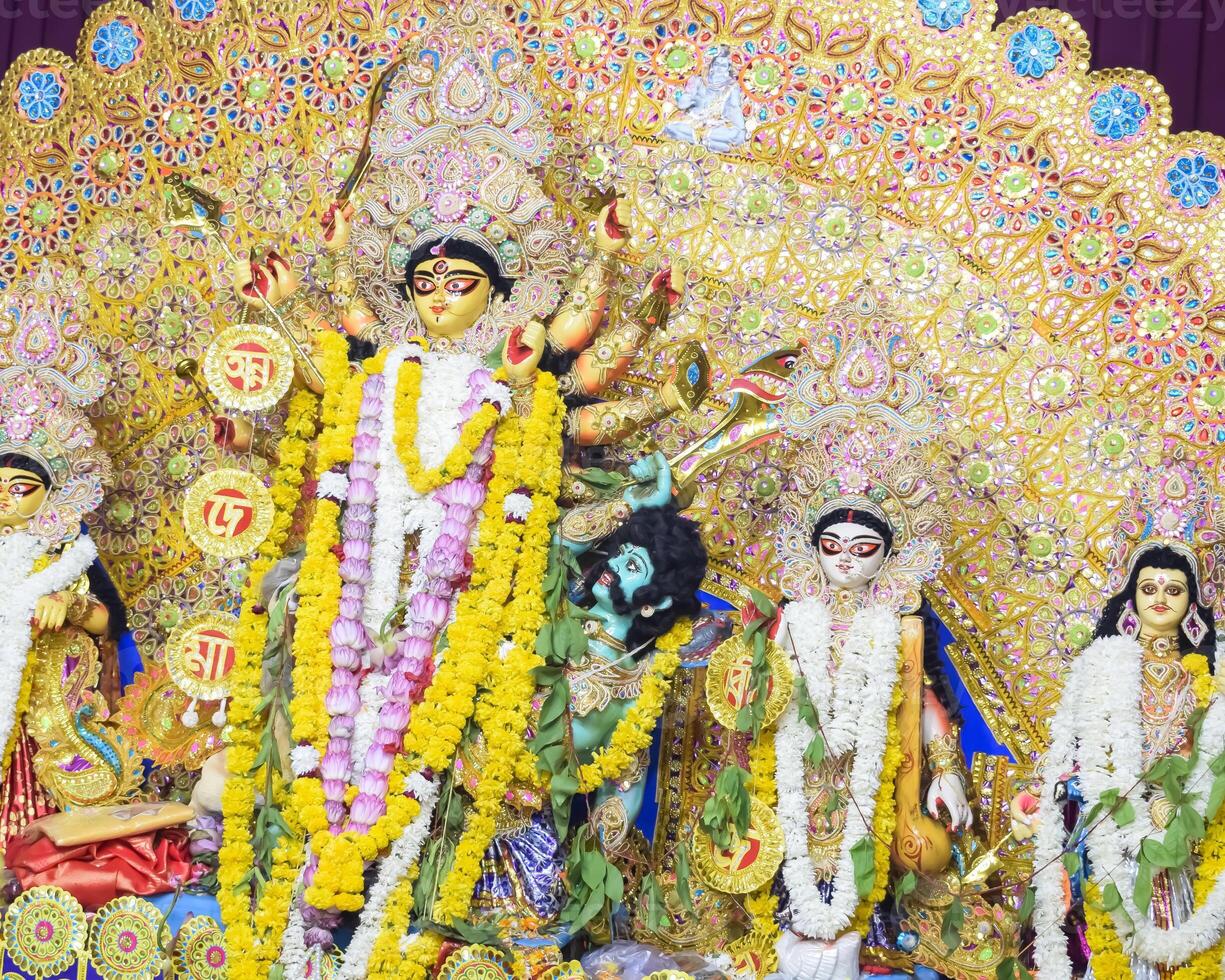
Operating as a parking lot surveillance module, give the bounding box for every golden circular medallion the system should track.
[437,945,513,980]
[164,612,239,702]
[691,795,784,895]
[705,634,794,731]
[182,468,273,558]
[202,323,293,412]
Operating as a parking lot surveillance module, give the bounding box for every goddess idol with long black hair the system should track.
[1019,535,1225,979]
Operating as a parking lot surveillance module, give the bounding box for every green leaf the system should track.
[605,863,624,905]
[700,766,752,848]
[675,842,697,915]
[1111,799,1136,828]
[641,874,668,931]
[804,732,826,768]
[940,897,965,951]
[1133,856,1155,913]
[894,870,917,903]
[1162,772,1186,806]
[995,958,1033,980]
[1101,883,1123,912]
[850,836,877,899]
[1061,851,1081,879]
[1208,773,1225,822]
[1019,887,1035,925]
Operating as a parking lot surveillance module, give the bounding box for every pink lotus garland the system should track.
[346,366,497,835]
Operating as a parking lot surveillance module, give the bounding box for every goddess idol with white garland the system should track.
[1018,531,1225,979]
[769,291,972,978]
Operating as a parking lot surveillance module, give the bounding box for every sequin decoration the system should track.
[173,915,227,980]
[89,896,162,980]
[4,886,87,979]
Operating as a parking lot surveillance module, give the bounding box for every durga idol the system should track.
[1018,537,1225,979]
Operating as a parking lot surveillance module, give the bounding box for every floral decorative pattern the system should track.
[236,144,312,232]
[15,69,65,124]
[1042,204,1136,296]
[732,32,808,123]
[79,217,161,300]
[544,9,628,94]
[968,141,1062,233]
[1165,152,1221,210]
[142,83,219,167]
[219,52,297,135]
[90,19,143,73]
[72,123,147,207]
[807,60,899,150]
[133,283,210,369]
[2,174,80,256]
[632,18,715,96]
[166,0,221,29]
[1167,350,1225,446]
[1006,24,1062,79]
[888,94,979,185]
[1109,271,1205,371]
[917,0,972,31]
[300,32,384,116]
[1088,84,1147,141]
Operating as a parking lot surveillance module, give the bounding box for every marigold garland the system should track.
[1085,880,1134,980]
[432,371,564,923]
[367,869,423,979]
[290,333,364,752]
[742,718,782,967]
[219,381,324,980]
[399,930,445,980]
[394,354,502,495]
[576,616,694,793]
[851,675,903,933]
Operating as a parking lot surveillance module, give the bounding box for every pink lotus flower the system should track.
[329,618,366,649]
[352,433,380,460]
[347,478,376,506]
[325,684,360,717]
[320,746,354,781]
[338,557,372,585]
[328,715,355,739]
[410,592,450,628]
[436,478,484,509]
[342,538,371,563]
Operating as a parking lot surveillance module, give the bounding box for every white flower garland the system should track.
[774,599,901,940]
[0,532,97,764]
[1033,635,1225,977]
[337,772,440,980]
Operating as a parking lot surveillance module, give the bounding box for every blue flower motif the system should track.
[1166,153,1221,209]
[917,0,971,31]
[90,20,141,71]
[1006,25,1062,80]
[1088,85,1147,141]
[171,0,217,23]
[16,71,63,122]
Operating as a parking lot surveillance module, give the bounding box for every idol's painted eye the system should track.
[626,558,640,574]
[412,276,437,295]
[1141,583,1158,595]
[443,275,482,296]
[6,480,41,498]
[1166,585,1185,597]
[818,536,844,556]
[849,541,882,558]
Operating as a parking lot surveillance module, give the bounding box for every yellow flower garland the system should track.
[290,333,364,752]
[1085,880,1134,979]
[398,930,445,980]
[433,372,564,923]
[219,382,325,980]
[576,617,695,793]
[740,718,782,973]
[851,671,904,933]
[393,355,502,496]
[367,870,425,979]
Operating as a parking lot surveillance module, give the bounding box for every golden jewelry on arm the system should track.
[507,372,535,417]
[558,497,634,548]
[547,248,620,354]
[925,728,963,780]
[62,590,92,627]
[565,386,678,446]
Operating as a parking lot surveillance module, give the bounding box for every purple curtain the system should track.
[0,0,1222,132]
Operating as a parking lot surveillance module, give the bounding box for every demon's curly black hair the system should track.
[578,504,707,652]
[399,236,514,305]
[1095,544,1216,666]
[810,506,895,557]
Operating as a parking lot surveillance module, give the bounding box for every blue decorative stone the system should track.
[16,70,63,122]
[171,0,218,23]
[686,362,701,385]
[1088,85,1147,141]
[91,20,141,71]
[1166,153,1221,209]
[1006,24,1061,80]
[916,0,971,31]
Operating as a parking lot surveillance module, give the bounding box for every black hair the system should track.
[577,504,707,653]
[399,237,514,304]
[1094,544,1217,666]
[810,506,895,557]
[0,452,52,489]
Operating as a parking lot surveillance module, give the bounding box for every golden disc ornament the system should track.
[203,322,293,412]
[691,795,784,895]
[705,634,794,731]
[164,612,238,702]
[437,945,513,980]
[183,468,273,558]
[173,915,227,980]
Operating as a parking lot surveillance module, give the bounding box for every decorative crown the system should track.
[350,0,573,342]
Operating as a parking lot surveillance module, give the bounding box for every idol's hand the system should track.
[595,199,628,253]
[234,253,298,306]
[212,415,253,452]
[504,320,546,381]
[265,251,300,302]
[650,264,685,307]
[624,451,673,511]
[322,201,354,253]
[32,592,70,633]
[927,772,974,832]
[1009,791,1040,841]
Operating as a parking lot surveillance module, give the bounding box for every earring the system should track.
[1183,606,1209,646]
[640,605,655,618]
[1117,599,1141,639]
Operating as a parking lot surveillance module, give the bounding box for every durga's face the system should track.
[0,466,48,529]
[1135,566,1191,638]
[817,521,888,592]
[409,256,492,339]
